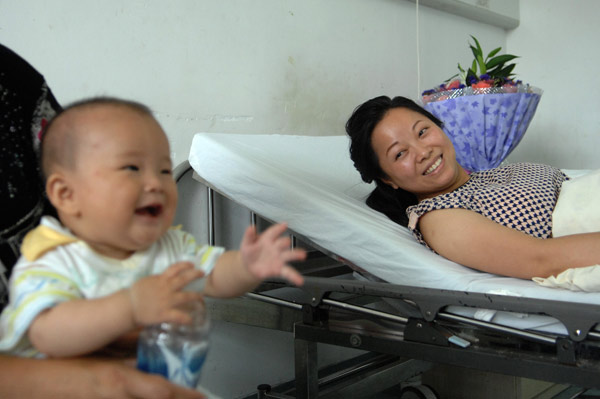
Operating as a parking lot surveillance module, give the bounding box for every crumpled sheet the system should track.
[533,169,600,291]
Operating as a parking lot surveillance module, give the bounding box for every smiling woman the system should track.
[346,95,600,281]
[369,106,469,201]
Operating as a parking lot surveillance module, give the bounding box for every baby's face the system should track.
[68,107,178,259]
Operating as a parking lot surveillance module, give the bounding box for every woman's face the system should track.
[370,107,468,200]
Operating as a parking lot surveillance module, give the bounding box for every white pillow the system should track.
[533,169,600,291]
[552,169,600,237]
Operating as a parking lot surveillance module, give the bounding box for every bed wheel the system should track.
[399,385,439,399]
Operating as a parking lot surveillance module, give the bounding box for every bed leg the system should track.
[256,384,294,399]
[207,186,215,246]
[295,337,319,398]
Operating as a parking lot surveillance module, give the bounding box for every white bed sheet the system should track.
[188,133,600,334]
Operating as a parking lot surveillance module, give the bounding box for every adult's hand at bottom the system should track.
[0,355,206,399]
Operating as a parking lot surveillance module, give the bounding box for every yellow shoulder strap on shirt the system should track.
[21,224,78,261]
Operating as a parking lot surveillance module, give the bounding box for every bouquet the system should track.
[421,36,542,172]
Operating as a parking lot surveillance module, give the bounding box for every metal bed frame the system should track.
[175,163,600,398]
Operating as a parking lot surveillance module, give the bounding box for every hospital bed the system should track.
[176,133,600,398]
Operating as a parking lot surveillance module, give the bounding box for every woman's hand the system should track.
[86,358,208,399]
[0,355,207,399]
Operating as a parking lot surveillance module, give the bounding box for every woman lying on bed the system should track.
[346,95,600,280]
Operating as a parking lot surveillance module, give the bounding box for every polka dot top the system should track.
[406,163,568,248]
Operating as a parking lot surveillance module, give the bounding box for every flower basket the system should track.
[422,85,542,171]
[420,36,542,171]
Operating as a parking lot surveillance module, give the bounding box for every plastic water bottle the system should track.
[137,302,211,389]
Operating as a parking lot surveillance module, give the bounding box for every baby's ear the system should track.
[46,173,79,216]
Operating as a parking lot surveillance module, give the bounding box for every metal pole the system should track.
[207,186,215,246]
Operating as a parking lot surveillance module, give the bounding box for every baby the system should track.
[0,97,305,358]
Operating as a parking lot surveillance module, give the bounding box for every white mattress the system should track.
[188,133,600,335]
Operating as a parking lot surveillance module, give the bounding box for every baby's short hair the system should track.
[40,96,155,180]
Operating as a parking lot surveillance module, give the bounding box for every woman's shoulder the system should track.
[472,162,566,182]
[495,162,562,173]
[406,183,475,227]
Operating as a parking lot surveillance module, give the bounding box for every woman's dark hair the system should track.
[345,96,443,227]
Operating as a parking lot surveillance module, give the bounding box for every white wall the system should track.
[506,0,600,169]
[5,1,598,397]
[0,0,503,166]
[3,1,597,168]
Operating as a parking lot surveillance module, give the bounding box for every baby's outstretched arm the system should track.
[203,223,306,298]
[28,262,204,357]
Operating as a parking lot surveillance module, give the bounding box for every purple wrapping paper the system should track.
[423,87,542,171]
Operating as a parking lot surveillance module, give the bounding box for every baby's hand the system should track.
[128,262,205,326]
[240,223,306,286]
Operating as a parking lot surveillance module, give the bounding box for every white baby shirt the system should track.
[0,216,224,357]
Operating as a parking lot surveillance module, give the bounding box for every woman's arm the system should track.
[0,355,205,399]
[419,208,600,279]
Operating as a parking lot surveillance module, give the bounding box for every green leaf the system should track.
[446,35,522,87]
[486,47,502,61]
[477,54,486,74]
[493,63,516,78]
[486,54,518,69]
[470,35,483,56]
[505,63,516,77]
[470,45,481,61]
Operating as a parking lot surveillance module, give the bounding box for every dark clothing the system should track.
[0,44,61,279]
